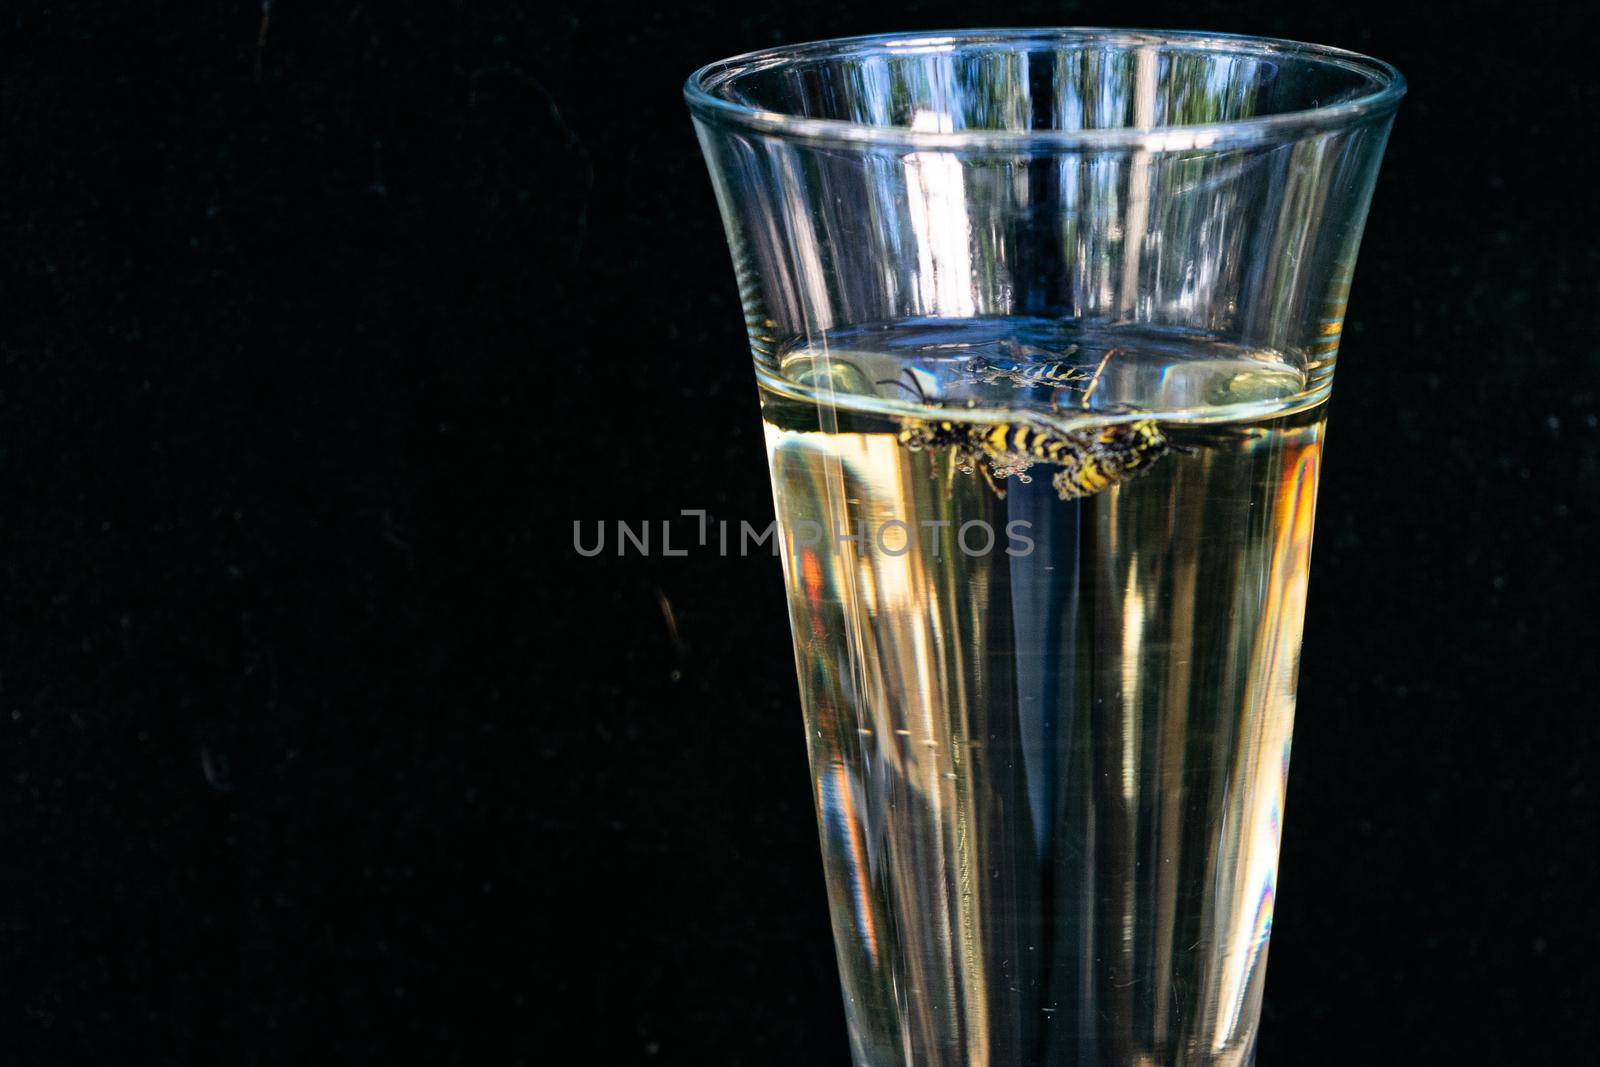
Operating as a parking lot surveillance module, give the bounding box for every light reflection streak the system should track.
[1209,441,1320,1051]
[1119,47,1159,319]
[820,758,882,969]
[904,110,976,317]
[1120,567,1145,804]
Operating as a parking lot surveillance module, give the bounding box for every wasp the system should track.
[880,348,1181,501]
[884,400,1037,499]
[1030,418,1179,500]
[961,339,1088,390]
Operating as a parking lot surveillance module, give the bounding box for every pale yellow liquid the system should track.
[759,322,1324,1067]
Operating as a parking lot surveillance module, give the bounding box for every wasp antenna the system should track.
[876,368,931,405]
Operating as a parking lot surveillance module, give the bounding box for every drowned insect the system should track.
[962,355,1092,390]
[879,382,1032,499]
[961,339,1088,390]
[879,349,1182,502]
[1034,418,1179,500]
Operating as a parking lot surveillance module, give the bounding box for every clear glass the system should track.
[686,28,1402,1067]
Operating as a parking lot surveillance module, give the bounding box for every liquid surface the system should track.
[760,320,1324,1067]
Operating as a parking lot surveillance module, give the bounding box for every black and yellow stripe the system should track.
[897,415,1174,501]
[964,356,1091,390]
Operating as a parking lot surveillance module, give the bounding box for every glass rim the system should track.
[684,27,1406,151]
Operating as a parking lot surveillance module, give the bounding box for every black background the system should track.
[4,2,1597,1064]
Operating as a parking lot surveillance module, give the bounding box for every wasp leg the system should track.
[1079,346,1124,409]
[976,461,1008,500]
[1043,372,1092,411]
